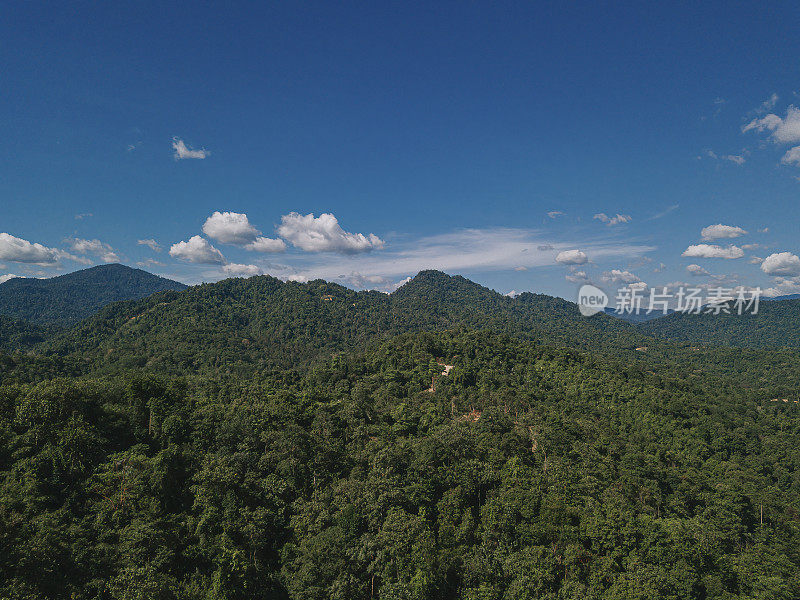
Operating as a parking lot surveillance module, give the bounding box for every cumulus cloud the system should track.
[546,211,564,219]
[742,106,800,143]
[68,238,119,263]
[169,236,225,264]
[761,252,800,276]
[682,244,744,259]
[245,237,286,253]
[686,264,711,276]
[223,263,263,277]
[277,212,384,253]
[138,239,162,252]
[203,211,260,245]
[700,224,748,240]
[555,249,588,265]
[202,211,286,252]
[0,274,18,284]
[593,213,632,226]
[172,137,209,160]
[0,233,61,265]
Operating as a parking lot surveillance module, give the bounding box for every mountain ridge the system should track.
[0,263,187,326]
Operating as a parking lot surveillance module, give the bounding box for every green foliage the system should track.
[0,331,799,598]
[43,270,647,376]
[0,264,187,326]
[2,270,800,597]
[641,298,800,349]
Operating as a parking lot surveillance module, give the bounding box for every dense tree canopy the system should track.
[0,270,799,598]
[0,264,186,326]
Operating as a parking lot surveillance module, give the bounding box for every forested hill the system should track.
[45,269,648,375]
[0,315,55,352]
[0,264,187,326]
[3,329,800,598]
[640,297,800,349]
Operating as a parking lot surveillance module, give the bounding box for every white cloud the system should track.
[138,239,162,252]
[742,106,800,143]
[337,272,390,289]
[223,263,263,277]
[743,113,784,135]
[781,146,800,166]
[686,264,710,276]
[648,204,679,220]
[172,137,209,160]
[555,249,588,265]
[546,210,564,219]
[565,270,589,283]
[136,259,164,268]
[68,238,119,263]
[700,224,748,240]
[0,233,60,265]
[748,256,764,264]
[761,252,800,276]
[593,213,632,226]
[682,244,744,259]
[245,237,286,253]
[203,211,260,245]
[200,211,286,252]
[0,274,18,284]
[277,212,384,253]
[248,228,652,289]
[169,236,225,264]
[703,150,746,165]
[757,93,779,113]
[601,269,641,284]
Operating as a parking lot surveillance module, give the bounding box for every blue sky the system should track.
[2,1,800,299]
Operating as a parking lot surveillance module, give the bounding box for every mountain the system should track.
[45,269,648,375]
[0,264,187,326]
[640,297,800,348]
[766,293,800,301]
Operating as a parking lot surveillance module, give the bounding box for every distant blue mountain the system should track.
[765,294,800,301]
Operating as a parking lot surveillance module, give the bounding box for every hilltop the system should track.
[0,264,187,326]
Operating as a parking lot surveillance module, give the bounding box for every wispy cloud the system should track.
[263,227,653,289]
[593,213,631,226]
[138,239,162,252]
[647,204,679,220]
[172,137,209,160]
